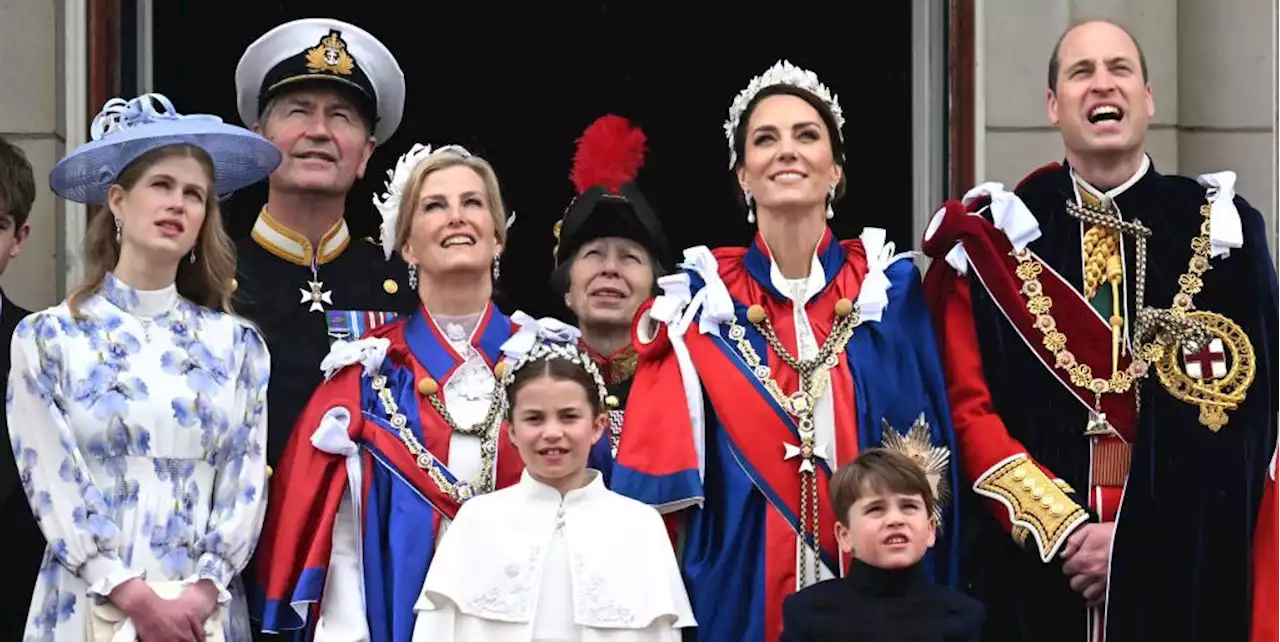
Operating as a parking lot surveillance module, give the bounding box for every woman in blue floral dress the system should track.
[7,93,280,642]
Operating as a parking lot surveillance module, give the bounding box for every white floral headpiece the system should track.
[723,60,845,169]
[370,143,517,260]
[498,311,609,411]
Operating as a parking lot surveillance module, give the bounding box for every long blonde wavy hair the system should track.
[68,144,237,318]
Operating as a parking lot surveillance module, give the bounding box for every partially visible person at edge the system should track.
[232,17,417,473]
[920,19,1278,642]
[0,135,40,637]
[9,92,277,641]
[550,114,670,486]
[254,144,522,642]
[412,314,695,641]
[609,60,964,642]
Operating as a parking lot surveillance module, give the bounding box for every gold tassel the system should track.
[1107,253,1124,372]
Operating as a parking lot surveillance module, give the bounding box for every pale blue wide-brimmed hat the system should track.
[49,93,282,205]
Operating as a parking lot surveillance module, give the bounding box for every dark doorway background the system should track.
[154,4,914,318]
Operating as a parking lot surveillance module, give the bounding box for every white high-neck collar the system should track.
[102,272,179,318]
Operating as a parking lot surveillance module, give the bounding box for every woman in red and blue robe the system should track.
[253,145,523,642]
[611,63,964,642]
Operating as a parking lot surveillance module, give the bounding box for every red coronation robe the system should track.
[612,228,964,642]
[253,304,523,642]
[922,161,1278,642]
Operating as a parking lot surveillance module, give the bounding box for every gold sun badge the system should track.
[305,30,356,76]
[881,414,951,529]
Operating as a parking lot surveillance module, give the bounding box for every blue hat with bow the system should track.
[49,93,282,205]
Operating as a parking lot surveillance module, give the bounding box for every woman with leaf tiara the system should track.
[253,144,522,642]
[609,61,965,642]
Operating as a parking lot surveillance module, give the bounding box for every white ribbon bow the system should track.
[856,228,896,323]
[500,311,582,363]
[680,247,736,337]
[929,182,1042,275]
[1197,171,1244,259]
[963,182,1042,251]
[318,337,391,381]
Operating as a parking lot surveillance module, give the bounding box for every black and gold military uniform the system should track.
[234,18,411,469]
[235,210,416,467]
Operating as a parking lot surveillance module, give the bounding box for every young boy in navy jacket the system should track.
[781,449,984,641]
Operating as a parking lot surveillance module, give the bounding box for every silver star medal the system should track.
[300,279,333,312]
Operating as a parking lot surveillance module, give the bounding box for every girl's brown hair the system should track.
[504,356,605,421]
[829,448,937,526]
[68,144,237,318]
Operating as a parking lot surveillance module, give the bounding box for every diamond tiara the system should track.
[723,60,845,169]
[499,340,610,413]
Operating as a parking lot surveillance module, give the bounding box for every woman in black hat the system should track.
[550,115,669,486]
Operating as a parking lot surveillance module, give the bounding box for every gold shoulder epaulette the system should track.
[973,453,1090,562]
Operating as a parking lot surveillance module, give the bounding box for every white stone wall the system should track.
[979,0,1277,247]
[0,0,64,312]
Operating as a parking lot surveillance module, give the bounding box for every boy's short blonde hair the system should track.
[830,448,937,526]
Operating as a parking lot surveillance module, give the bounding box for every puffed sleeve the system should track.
[7,313,142,597]
[191,322,270,602]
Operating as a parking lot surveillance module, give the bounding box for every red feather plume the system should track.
[569,115,647,195]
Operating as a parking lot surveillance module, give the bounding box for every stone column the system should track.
[1177,0,1276,242]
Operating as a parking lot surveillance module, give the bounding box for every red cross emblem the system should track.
[1183,338,1228,380]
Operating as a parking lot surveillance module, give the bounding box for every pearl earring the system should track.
[744,190,756,224]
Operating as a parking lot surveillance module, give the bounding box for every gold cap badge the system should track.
[306,30,356,76]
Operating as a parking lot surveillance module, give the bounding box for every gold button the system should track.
[266,465,273,479]
[834,298,854,318]
[1032,486,1045,499]
[494,361,508,379]
[746,305,767,324]
[229,278,239,293]
[1022,478,1034,490]
[1040,496,1052,508]
[418,377,438,396]
[1051,504,1065,516]
[1013,466,1026,481]
[383,279,399,294]
[606,394,620,409]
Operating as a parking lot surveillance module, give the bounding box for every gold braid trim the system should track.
[1082,224,1120,301]
[973,453,1090,562]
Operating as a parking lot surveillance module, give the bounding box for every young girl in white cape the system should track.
[411,314,695,642]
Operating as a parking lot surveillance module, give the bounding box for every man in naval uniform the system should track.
[921,19,1277,642]
[233,18,417,470]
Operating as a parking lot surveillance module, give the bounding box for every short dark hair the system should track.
[1048,19,1149,92]
[0,136,35,228]
[830,448,936,526]
[505,354,604,420]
